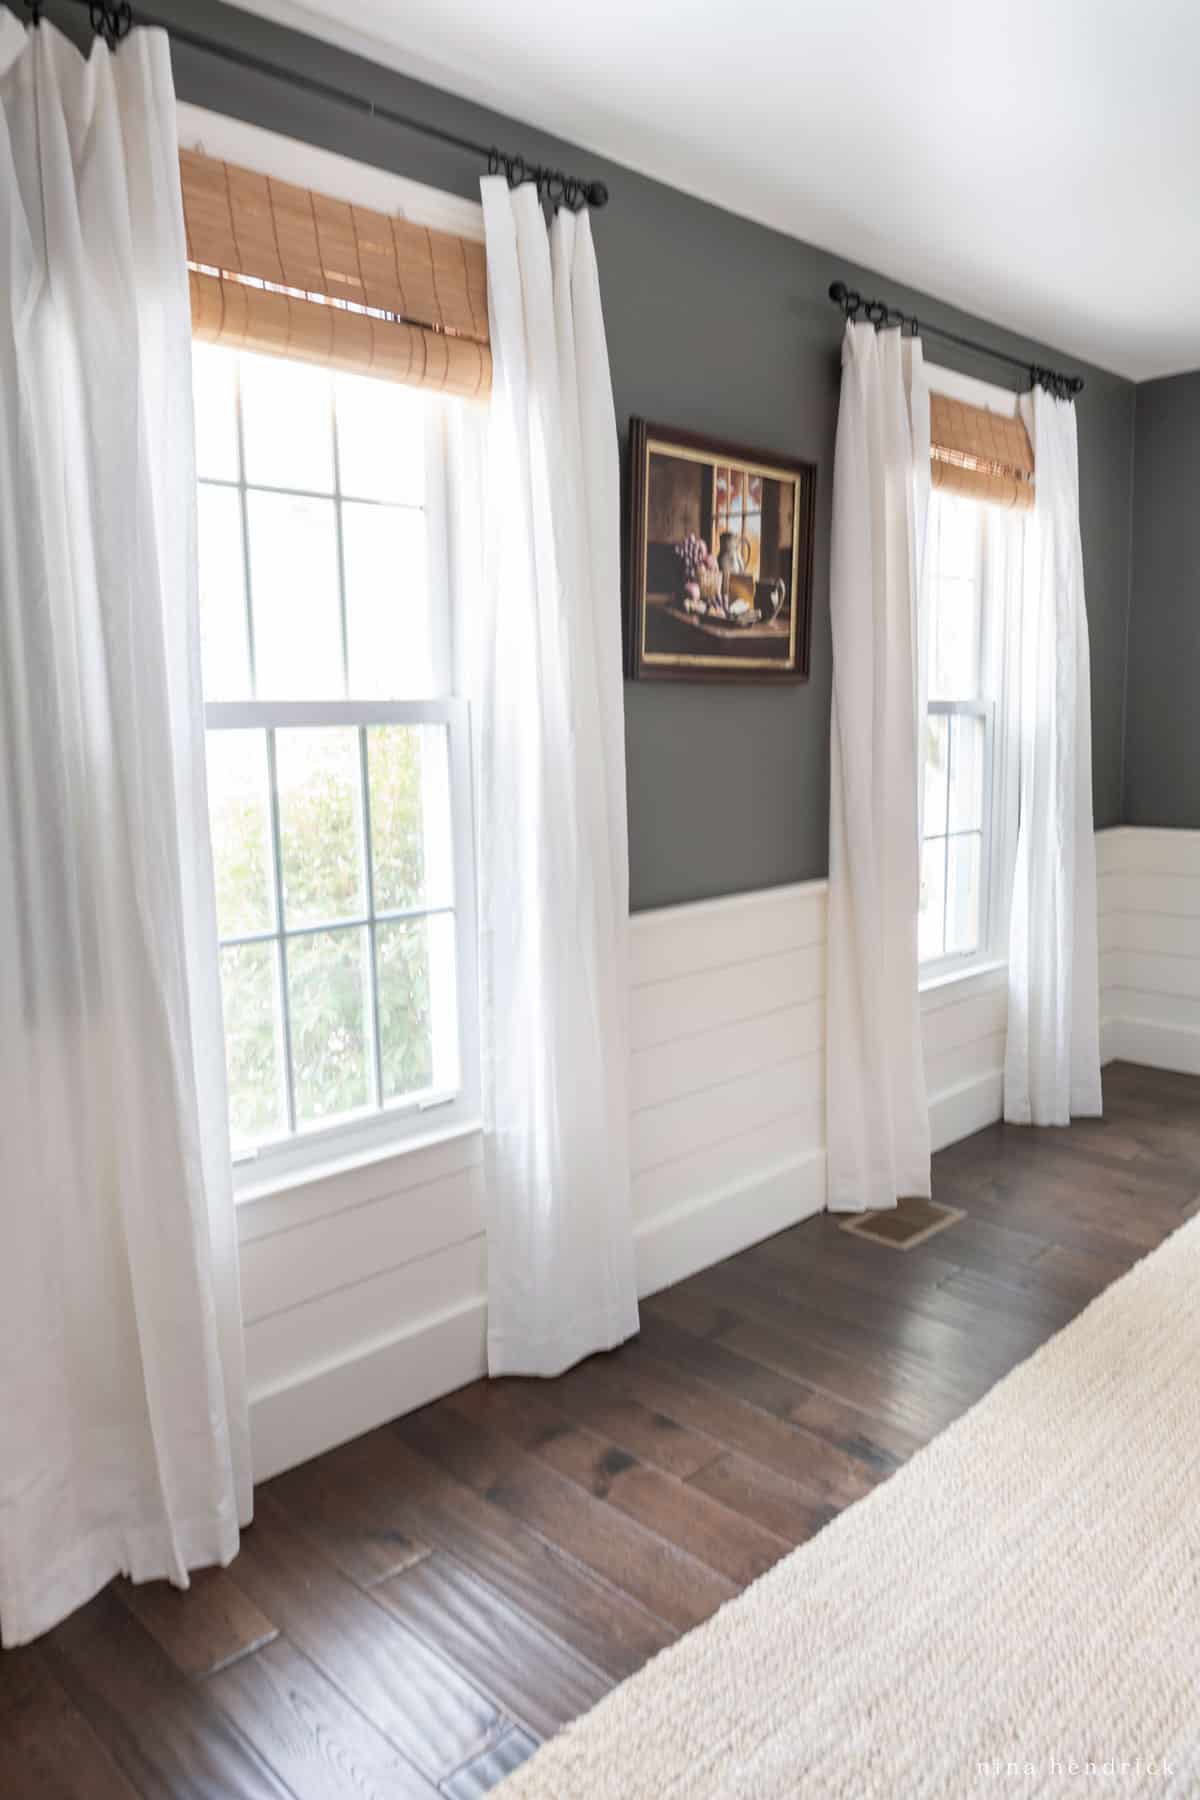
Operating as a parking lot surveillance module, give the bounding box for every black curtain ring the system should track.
[506,153,526,189]
[867,299,888,329]
[487,147,501,176]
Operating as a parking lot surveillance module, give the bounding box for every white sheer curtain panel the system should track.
[0,18,249,1647]
[1004,388,1102,1125]
[474,178,638,1377]
[826,322,932,1212]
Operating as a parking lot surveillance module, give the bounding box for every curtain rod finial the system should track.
[829,280,849,306]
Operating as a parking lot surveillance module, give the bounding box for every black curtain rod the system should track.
[23,0,610,210]
[828,280,1084,400]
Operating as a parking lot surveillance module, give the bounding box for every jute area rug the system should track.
[500,1217,1200,1798]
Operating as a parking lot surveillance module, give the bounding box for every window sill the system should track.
[235,1114,484,1210]
[920,956,1007,1008]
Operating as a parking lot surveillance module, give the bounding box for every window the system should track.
[919,492,995,974]
[193,344,478,1182]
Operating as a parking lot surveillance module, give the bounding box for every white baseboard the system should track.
[634,1149,826,1301]
[1104,1016,1200,1077]
[250,1297,487,1483]
[928,1067,1005,1151]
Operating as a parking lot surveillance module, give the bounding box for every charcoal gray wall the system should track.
[1124,373,1200,828]
[33,0,1137,906]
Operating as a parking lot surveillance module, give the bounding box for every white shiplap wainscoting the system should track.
[241,873,1013,1481]
[1099,827,1200,1075]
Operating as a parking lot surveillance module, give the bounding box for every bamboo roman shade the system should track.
[929,393,1034,511]
[181,149,492,399]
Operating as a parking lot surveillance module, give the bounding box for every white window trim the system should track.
[206,696,480,1198]
[183,106,486,1199]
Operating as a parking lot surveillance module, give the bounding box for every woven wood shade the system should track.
[929,393,1034,511]
[181,149,491,399]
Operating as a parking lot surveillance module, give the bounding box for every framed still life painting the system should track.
[626,419,816,683]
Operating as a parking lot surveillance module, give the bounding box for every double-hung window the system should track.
[192,344,478,1184]
[919,490,997,975]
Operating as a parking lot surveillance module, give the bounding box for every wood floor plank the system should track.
[397,1405,738,1632]
[207,1634,441,1799]
[442,1725,540,1798]
[41,1588,293,1800]
[578,1344,878,1507]
[0,1643,140,1800]
[686,1450,839,1543]
[376,1552,611,1739]
[119,1566,277,1678]
[278,1426,675,1681]
[265,1455,432,1588]
[226,1495,501,1784]
[458,1371,721,1480]
[634,1308,926,1469]
[529,1427,789,1587]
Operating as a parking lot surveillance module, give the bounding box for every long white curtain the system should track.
[475,179,638,1376]
[1004,388,1102,1124]
[827,323,932,1212]
[0,18,249,1647]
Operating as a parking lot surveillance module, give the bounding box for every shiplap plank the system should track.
[920,986,1007,1059]
[1101,910,1200,959]
[1099,870,1200,918]
[240,1166,484,1326]
[244,1238,487,1399]
[632,944,823,1051]
[630,884,826,987]
[631,1052,823,1173]
[238,1128,482,1245]
[632,1001,823,1113]
[1103,987,1200,1031]
[1104,949,1200,1002]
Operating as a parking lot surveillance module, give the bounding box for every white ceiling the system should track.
[235,0,1200,381]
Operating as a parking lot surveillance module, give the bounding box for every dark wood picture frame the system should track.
[625,419,816,684]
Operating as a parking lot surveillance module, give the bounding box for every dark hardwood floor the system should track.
[3,1061,1198,1798]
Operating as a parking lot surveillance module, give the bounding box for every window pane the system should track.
[335,372,425,504]
[376,917,431,1101]
[919,838,946,963]
[377,912,459,1101]
[288,926,371,1126]
[276,728,365,928]
[220,942,286,1147]
[368,723,453,913]
[946,833,983,955]
[240,352,334,494]
[923,714,949,837]
[197,484,250,699]
[206,730,274,937]
[929,580,981,700]
[191,343,240,481]
[343,503,432,697]
[949,713,986,832]
[247,491,342,699]
[934,495,979,583]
